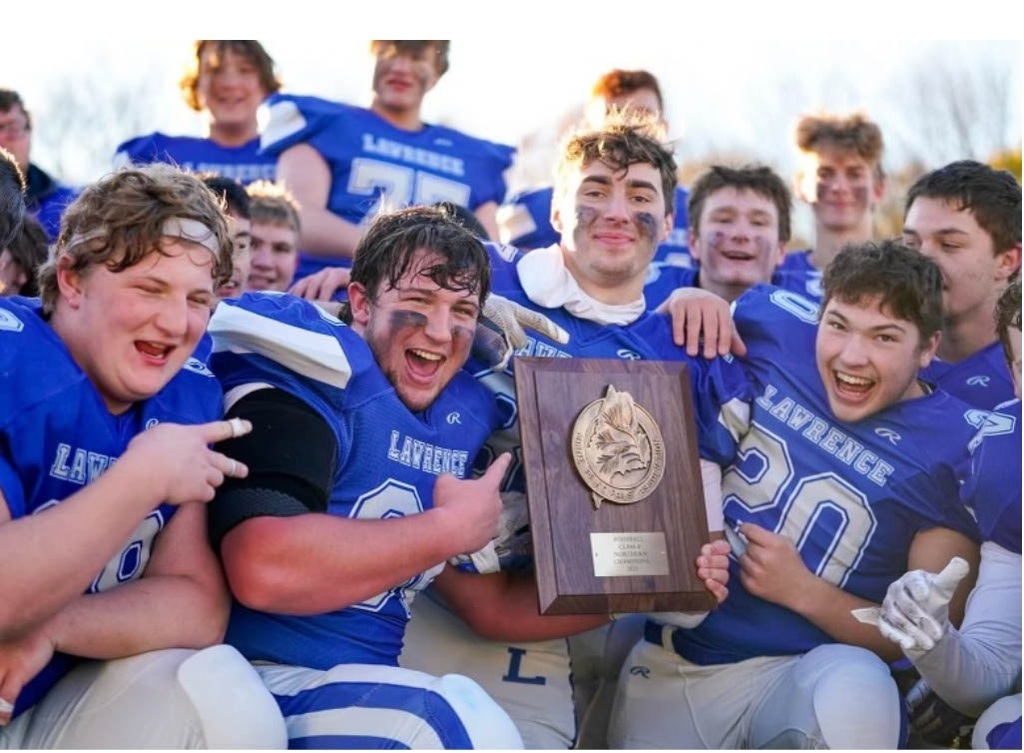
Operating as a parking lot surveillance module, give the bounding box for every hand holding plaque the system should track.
[514,358,718,615]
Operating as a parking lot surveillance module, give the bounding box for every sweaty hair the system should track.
[0,147,26,249]
[37,164,233,311]
[200,173,251,219]
[432,201,487,239]
[371,40,450,77]
[590,69,664,114]
[180,41,281,112]
[688,165,793,243]
[996,275,1022,365]
[905,160,1022,255]
[343,205,490,323]
[4,214,48,296]
[822,239,943,342]
[247,180,301,233]
[796,112,885,179]
[555,111,678,217]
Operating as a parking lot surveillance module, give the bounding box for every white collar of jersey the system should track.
[516,243,645,326]
[68,217,220,256]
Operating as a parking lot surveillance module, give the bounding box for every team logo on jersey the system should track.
[0,309,25,332]
[617,349,642,360]
[182,357,214,377]
[629,665,651,679]
[572,385,665,509]
[964,408,1017,437]
[146,418,160,429]
[966,375,990,387]
[446,411,462,425]
[873,427,902,445]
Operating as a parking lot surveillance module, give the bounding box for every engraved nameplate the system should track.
[591,532,669,577]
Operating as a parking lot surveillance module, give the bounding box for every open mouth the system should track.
[834,371,875,399]
[406,348,444,381]
[721,250,756,261]
[135,340,173,364]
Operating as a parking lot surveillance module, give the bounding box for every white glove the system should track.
[474,293,569,370]
[878,557,970,653]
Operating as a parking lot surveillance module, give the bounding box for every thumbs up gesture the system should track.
[878,557,970,653]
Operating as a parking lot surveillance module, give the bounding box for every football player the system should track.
[497,68,694,269]
[0,164,285,747]
[904,160,1022,408]
[779,112,887,301]
[261,40,514,280]
[877,279,1021,750]
[199,173,253,299]
[245,180,301,293]
[205,206,525,749]
[0,89,79,240]
[644,165,805,311]
[400,114,742,749]
[609,240,984,749]
[115,41,280,185]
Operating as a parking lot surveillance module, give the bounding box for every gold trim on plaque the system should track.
[571,385,666,509]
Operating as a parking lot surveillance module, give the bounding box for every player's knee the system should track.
[809,645,900,749]
[430,673,524,749]
[177,645,287,749]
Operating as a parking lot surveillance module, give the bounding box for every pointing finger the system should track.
[202,418,253,443]
[481,452,512,487]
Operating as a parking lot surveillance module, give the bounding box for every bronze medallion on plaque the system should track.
[514,358,717,615]
[571,385,666,509]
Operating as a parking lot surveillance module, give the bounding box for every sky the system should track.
[2,2,1021,193]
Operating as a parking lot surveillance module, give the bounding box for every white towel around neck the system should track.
[516,244,646,326]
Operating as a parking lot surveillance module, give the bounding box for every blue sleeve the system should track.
[259,94,349,158]
[113,133,161,166]
[643,264,699,310]
[498,187,559,249]
[467,137,515,207]
[688,354,753,466]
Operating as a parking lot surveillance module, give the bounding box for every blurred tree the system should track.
[989,147,1022,182]
[31,68,166,187]
[888,50,1019,169]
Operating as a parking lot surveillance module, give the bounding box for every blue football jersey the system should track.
[775,248,814,273]
[260,94,515,279]
[641,260,822,311]
[922,342,1016,409]
[114,132,276,184]
[497,185,693,267]
[461,250,752,571]
[675,286,983,665]
[963,399,1022,554]
[208,293,502,670]
[0,297,223,717]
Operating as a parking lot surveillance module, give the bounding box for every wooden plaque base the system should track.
[514,357,716,615]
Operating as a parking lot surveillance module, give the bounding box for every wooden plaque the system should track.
[514,357,716,615]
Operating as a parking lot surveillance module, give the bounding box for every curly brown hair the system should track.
[37,164,233,311]
[555,111,677,217]
[822,239,943,342]
[996,274,1022,365]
